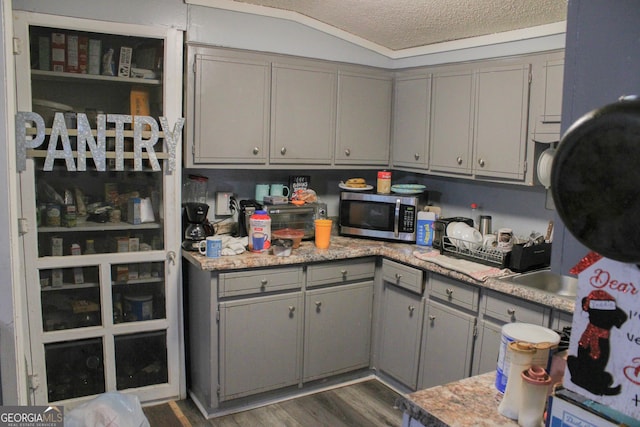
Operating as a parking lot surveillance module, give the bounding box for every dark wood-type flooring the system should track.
[145,379,404,427]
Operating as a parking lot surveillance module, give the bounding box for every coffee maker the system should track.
[182,175,214,250]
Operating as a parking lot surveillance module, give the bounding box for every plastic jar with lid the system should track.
[249,210,271,252]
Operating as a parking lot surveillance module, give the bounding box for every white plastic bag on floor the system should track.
[65,392,150,427]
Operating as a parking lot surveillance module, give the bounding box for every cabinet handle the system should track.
[288,306,296,313]
[315,301,322,308]
[478,158,485,167]
[280,147,287,155]
[167,251,176,265]
[456,156,463,165]
[394,273,402,282]
[408,305,415,314]
[344,148,351,156]
[341,269,347,277]
[252,147,260,155]
[414,153,420,160]
[429,315,436,321]
[507,308,516,316]
[260,279,268,287]
[445,288,454,297]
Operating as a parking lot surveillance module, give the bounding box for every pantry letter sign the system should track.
[563,255,640,420]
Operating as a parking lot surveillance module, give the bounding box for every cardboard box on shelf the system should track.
[51,32,65,72]
[88,39,101,75]
[65,34,79,73]
[118,46,132,78]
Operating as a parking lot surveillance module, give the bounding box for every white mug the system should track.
[199,236,222,258]
[497,228,514,251]
[482,234,497,249]
[270,184,290,197]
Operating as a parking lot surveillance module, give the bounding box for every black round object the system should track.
[551,98,640,263]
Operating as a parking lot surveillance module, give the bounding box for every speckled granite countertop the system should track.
[398,372,517,427]
[182,235,575,313]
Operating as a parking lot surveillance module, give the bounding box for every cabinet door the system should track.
[429,70,474,174]
[219,292,303,401]
[303,281,373,381]
[474,64,530,179]
[190,51,270,164]
[377,283,424,389]
[270,62,336,164]
[418,300,475,389]
[392,74,431,169]
[335,70,392,165]
[472,319,503,376]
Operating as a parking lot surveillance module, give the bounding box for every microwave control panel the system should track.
[400,205,416,233]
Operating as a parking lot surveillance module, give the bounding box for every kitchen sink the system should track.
[499,269,578,298]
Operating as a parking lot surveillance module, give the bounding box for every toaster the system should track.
[432,217,474,250]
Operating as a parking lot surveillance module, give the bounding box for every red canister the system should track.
[377,170,391,194]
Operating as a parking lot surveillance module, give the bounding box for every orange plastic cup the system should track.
[314,219,333,249]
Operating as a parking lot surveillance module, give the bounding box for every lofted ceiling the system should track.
[228,0,568,51]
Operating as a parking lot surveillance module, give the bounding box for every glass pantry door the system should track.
[13,11,183,406]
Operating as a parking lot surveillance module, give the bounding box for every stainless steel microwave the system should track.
[339,192,427,242]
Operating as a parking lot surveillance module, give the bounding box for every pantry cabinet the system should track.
[335,69,393,165]
[391,73,431,170]
[13,11,183,405]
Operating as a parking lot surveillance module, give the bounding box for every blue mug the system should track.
[199,237,222,258]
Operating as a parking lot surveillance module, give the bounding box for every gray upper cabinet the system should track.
[429,61,531,181]
[270,61,337,164]
[335,69,393,165]
[429,70,475,175]
[186,48,270,166]
[532,52,564,143]
[392,73,431,170]
[474,63,531,180]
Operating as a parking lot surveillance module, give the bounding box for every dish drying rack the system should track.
[441,236,509,268]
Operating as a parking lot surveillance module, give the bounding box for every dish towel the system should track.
[413,249,511,281]
[219,235,248,256]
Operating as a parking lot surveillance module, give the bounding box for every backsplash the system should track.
[185,168,553,241]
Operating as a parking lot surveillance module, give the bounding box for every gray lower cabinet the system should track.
[219,292,303,401]
[418,274,479,389]
[303,281,373,381]
[418,300,476,389]
[377,260,425,389]
[471,290,551,376]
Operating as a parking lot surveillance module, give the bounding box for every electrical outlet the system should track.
[215,192,234,216]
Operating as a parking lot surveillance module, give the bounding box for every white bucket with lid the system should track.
[495,323,560,393]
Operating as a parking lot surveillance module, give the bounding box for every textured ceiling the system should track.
[231,0,568,51]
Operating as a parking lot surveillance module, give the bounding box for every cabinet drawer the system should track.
[382,259,424,295]
[307,258,375,288]
[429,274,479,312]
[219,267,303,298]
[482,290,550,325]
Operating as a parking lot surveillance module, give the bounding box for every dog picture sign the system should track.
[563,254,640,420]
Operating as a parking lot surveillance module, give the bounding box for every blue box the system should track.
[416,211,436,246]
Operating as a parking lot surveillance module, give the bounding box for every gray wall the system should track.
[550,0,640,274]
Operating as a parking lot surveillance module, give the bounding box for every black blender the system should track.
[182,174,214,251]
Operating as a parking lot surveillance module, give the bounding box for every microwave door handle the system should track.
[394,199,401,237]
